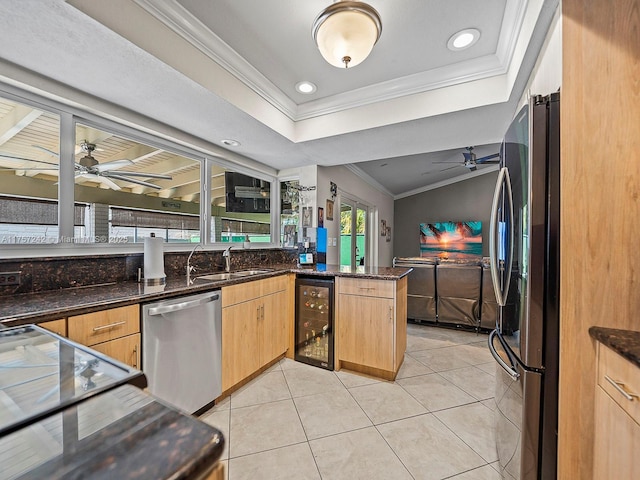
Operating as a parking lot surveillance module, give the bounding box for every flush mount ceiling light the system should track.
[312,1,382,69]
[221,139,241,147]
[447,28,480,51]
[295,81,317,94]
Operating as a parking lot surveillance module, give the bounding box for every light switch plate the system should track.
[332,238,337,246]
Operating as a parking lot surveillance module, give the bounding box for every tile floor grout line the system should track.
[431,406,497,467]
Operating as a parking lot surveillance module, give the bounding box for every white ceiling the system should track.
[0,0,559,197]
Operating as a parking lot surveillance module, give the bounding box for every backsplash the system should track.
[0,248,299,297]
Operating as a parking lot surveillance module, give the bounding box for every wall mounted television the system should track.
[419,221,482,259]
[224,172,270,213]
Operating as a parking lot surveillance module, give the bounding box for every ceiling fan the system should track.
[0,141,172,190]
[434,146,500,172]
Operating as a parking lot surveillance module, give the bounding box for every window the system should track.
[280,179,299,247]
[211,169,272,244]
[0,87,279,251]
[0,96,61,244]
[73,123,201,243]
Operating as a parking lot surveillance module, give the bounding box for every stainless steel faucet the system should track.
[223,245,235,273]
[187,243,204,278]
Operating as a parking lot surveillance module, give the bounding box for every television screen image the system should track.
[419,221,482,259]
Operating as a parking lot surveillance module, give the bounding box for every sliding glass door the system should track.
[340,199,368,269]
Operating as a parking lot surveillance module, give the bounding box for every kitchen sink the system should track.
[196,273,233,281]
[196,269,272,281]
[229,269,273,277]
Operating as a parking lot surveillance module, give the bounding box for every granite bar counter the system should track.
[589,326,640,368]
[0,264,411,327]
[1,384,224,479]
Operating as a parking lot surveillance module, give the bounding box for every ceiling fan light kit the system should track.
[313,1,382,69]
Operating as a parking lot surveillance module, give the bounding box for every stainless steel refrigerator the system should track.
[488,92,560,480]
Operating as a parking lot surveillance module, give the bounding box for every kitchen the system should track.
[1,1,639,479]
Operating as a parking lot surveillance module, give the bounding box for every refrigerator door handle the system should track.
[489,167,514,306]
[489,329,520,381]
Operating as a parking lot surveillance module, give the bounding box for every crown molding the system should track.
[394,165,500,200]
[133,0,531,122]
[132,0,299,120]
[344,164,395,197]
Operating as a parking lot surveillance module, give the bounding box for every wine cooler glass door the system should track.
[295,278,334,370]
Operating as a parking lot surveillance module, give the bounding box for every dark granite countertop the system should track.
[1,384,224,479]
[0,264,411,326]
[589,326,640,368]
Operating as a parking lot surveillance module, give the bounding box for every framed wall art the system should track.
[326,199,334,221]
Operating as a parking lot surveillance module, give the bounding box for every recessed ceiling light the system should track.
[447,29,480,51]
[295,81,317,94]
[221,139,241,147]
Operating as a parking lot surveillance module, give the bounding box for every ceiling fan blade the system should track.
[93,159,134,172]
[475,153,500,163]
[110,171,172,180]
[31,145,60,157]
[0,153,60,167]
[76,172,121,190]
[104,173,162,189]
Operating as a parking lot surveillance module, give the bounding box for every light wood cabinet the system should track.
[221,274,291,392]
[221,299,262,391]
[593,343,640,477]
[336,276,407,380]
[39,318,67,337]
[91,333,141,369]
[68,304,141,369]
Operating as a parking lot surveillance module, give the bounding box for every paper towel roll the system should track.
[144,236,166,284]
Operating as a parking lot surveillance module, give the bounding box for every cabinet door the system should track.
[338,294,394,371]
[39,318,67,337]
[92,333,141,369]
[222,300,261,391]
[260,289,289,366]
[593,386,640,477]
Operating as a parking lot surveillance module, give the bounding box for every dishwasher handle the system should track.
[147,294,219,316]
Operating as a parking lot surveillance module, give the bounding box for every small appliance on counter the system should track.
[295,276,334,370]
[143,233,166,285]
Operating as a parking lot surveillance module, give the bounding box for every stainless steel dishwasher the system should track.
[142,290,222,414]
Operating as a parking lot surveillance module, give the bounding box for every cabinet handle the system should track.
[133,344,139,369]
[605,375,639,401]
[261,305,264,321]
[389,306,393,322]
[257,306,260,321]
[359,287,375,290]
[92,320,126,332]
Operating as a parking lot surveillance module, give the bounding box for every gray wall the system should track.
[394,171,499,258]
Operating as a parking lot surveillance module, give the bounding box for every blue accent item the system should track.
[317,227,327,253]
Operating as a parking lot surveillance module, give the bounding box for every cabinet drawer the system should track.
[39,318,67,337]
[222,274,289,307]
[68,305,140,346]
[91,333,141,369]
[337,277,395,298]
[597,343,640,423]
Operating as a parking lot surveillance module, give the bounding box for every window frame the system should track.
[0,83,281,258]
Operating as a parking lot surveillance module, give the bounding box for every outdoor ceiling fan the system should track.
[434,146,500,172]
[0,141,172,190]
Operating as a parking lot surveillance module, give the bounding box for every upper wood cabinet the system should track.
[335,276,407,380]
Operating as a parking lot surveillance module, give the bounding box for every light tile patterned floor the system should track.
[201,324,500,480]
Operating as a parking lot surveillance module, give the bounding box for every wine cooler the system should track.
[295,276,334,370]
